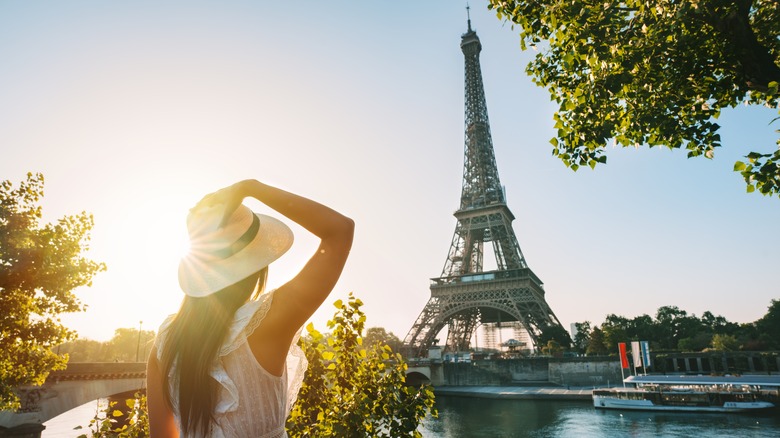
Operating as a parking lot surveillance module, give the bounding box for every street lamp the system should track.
[136,320,143,362]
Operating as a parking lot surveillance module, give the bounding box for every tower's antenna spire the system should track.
[466,3,472,32]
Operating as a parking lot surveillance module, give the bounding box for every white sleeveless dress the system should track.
[156,290,307,438]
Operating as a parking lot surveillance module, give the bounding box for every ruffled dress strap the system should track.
[210,291,275,415]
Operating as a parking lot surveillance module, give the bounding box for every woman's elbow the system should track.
[342,216,355,238]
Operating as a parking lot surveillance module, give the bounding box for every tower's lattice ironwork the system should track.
[403,18,565,358]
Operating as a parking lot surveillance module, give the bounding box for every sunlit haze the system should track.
[2,1,778,344]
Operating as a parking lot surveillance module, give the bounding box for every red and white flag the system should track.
[631,341,643,368]
[618,342,629,368]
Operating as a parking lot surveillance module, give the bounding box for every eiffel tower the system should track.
[403,15,565,358]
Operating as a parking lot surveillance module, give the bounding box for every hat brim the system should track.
[178,213,293,297]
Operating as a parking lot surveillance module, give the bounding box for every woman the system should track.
[147,179,354,437]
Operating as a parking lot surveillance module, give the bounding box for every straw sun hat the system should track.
[178,203,293,298]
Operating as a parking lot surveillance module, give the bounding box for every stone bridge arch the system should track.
[0,363,146,436]
[405,369,431,387]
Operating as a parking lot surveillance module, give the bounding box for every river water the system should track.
[420,395,780,437]
[43,395,780,437]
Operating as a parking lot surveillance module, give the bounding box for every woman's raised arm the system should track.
[200,179,353,369]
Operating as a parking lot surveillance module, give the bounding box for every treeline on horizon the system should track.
[566,299,780,356]
[58,328,157,363]
[58,326,404,363]
[58,300,779,363]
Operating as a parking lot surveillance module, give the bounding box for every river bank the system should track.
[434,385,594,401]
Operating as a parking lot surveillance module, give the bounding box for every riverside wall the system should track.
[439,351,780,387]
[442,357,623,387]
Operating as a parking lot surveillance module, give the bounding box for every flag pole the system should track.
[630,341,642,378]
[621,363,626,387]
[640,340,652,376]
[618,342,628,388]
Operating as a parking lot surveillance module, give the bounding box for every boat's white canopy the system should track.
[626,375,780,387]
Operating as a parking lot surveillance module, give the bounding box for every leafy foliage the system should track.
[711,334,739,351]
[585,326,609,355]
[573,299,779,353]
[754,298,780,349]
[488,0,780,196]
[0,173,105,410]
[75,392,148,438]
[571,321,591,354]
[287,293,436,437]
[537,324,573,349]
[540,339,563,356]
[58,327,156,362]
[364,326,404,353]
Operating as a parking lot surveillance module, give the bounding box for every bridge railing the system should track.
[48,362,147,381]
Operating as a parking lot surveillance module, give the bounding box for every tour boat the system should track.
[592,375,779,413]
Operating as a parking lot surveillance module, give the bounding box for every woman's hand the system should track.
[194,180,252,227]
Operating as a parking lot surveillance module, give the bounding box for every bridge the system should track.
[0,363,146,438]
[405,360,446,387]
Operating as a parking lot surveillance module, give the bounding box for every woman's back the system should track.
[158,295,307,438]
[206,343,286,438]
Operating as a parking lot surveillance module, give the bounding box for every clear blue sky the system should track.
[2,1,778,343]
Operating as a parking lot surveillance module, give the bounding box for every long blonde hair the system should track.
[159,268,267,435]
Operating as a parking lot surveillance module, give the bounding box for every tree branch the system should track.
[701,0,780,91]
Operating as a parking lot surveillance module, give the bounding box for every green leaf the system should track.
[286,294,436,436]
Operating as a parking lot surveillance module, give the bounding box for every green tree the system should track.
[0,173,105,410]
[540,339,563,356]
[678,332,714,352]
[57,338,108,362]
[711,333,740,351]
[488,0,780,196]
[701,310,740,336]
[571,321,591,354]
[537,324,573,349]
[754,299,780,349]
[286,293,436,437]
[585,326,609,356]
[627,314,656,342]
[655,306,703,350]
[364,326,403,353]
[600,315,629,351]
[104,327,156,362]
[57,327,156,363]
